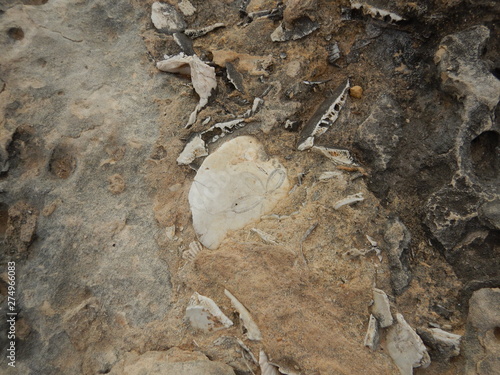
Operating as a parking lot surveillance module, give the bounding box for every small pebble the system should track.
[349,85,363,99]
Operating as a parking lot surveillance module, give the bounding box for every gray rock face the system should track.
[417,327,461,361]
[463,288,500,375]
[0,1,173,374]
[424,26,500,284]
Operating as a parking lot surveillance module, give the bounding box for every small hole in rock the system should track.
[494,327,500,341]
[470,131,500,180]
[7,27,24,41]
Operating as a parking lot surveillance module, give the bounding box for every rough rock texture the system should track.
[1,0,499,374]
[463,288,500,375]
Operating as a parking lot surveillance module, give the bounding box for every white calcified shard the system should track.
[157,53,217,128]
[177,135,208,165]
[244,97,264,118]
[333,193,364,210]
[189,136,289,249]
[312,146,356,165]
[251,228,278,245]
[259,350,280,375]
[373,288,393,328]
[318,171,342,181]
[224,289,262,341]
[387,314,431,375]
[185,292,233,331]
[350,1,404,23]
[182,240,203,261]
[178,0,196,16]
[366,235,377,247]
[165,225,176,240]
[151,2,186,33]
[207,119,246,143]
[185,23,226,39]
[364,314,380,350]
[297,79,350,150]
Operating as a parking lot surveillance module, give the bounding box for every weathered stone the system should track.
[387,314,431,375]
[417,327,461,360]
[463,288,500,375]
[372,288,393,328]
[478,199,500,230]
[151,2,186,34]
[364,314,380,350]
[384,218,412,295]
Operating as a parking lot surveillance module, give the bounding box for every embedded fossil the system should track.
[225,289,262,341]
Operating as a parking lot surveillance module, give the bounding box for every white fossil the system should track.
[185,292,233,331]
[177,135,208,165]
[333,193,364,210]
[157,53,217,128]
[318,171,342,181]
[251,228,278,245]
[189,136,289,249]
[312,146,356,166]
[259,350,280,375]
[182,240,203,261]
[224,289,262,341]
[350,1,405,23]
[372,288,393,328]
[364,314,379,350]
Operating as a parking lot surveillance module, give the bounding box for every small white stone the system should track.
[372,288,393,328]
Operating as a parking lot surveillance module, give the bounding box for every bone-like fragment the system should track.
[151,2,186,33]
[251,228,278,245]
[259,350,280,375]
[244,97,264,118]
[224,289,262,341]
[318,171,342,181]
[185,23,225,39]
[350,1,405,23]
[364,314,380,350]
[185,292,233,331]
[157,53,217,128]
[177,135,208,165]
[372,288,393,328]
[333,193,364,210]
[182,240,203,261]
[313,146,356,165]
[298,79,350,150]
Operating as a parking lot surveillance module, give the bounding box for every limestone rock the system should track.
[189,136,289,249]
[108,348,235,375]
[417,327,461,361]
[372,288,393,328]
[387,314,431,375]
[463,288,500,375]
[151,2,186,34]
[384,218,412,295]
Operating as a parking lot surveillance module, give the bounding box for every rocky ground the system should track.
[0,0,499,374]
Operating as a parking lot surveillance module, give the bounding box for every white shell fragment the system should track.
[177,135,208,165]
[387,314,431,375]
[182,240,203,261]
[350,1,405,23]
[318,171,342,181]
[298,79,350,150]
[251,228,278,245]
[189,136,289,249]
[157,53,217,128]
[185,292,233,332]
[151,2,186,33]
[185,23,225,39]
[364,314,380,350]
[333,193,364,210]
[224,289,262,341]
[372,288,393,328]
[259,350,280,375]
[312,146,356,166]
[244,97,264,118]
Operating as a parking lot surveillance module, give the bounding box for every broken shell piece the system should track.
[185,292,233,331]
[259,350,280,375]
[182,240,203,261]
[177,135,208,165]
[185,23,225,39]
[387,313,431,375]
[271,17,320,42]
[202,119,246,144]
[318,171,342,181]
[372,288,393,328]
[297,79,350,150]
[312,146,356,166]
[244,97,264,118]
[151,2,186,34]
[178,0,196,16]
[416,327,461,360]
[364,314,380,350]
[350,1,405,23]
[326,42,341,65]
[251,228,278,245]
[165,225,176,241]
[224,289,262,341]
[189,136,289,249]
[157,53,217,128]
[333,193,364,210]
[226,62,245,92]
